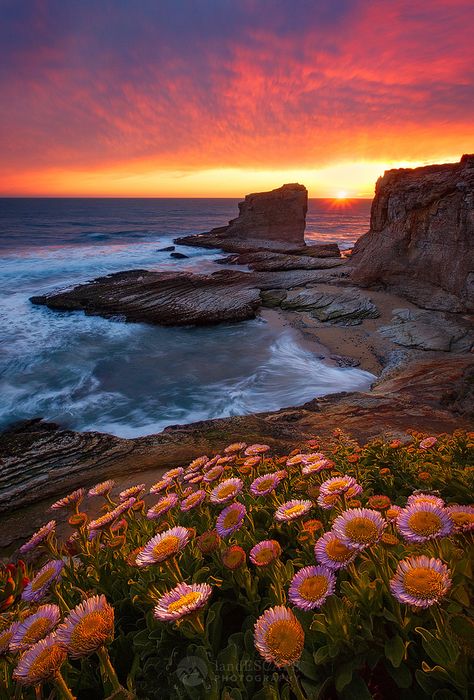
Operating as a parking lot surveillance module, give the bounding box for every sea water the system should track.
[0,198,374,437]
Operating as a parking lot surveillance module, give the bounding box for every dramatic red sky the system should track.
[0,0,472,197]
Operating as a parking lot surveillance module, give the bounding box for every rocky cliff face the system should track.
[176,183,308,252]
[351,155,474,312]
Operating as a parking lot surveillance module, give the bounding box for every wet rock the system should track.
[31,269,262,326]
[170,252,189,259]
[351,154,474,311]
[379,308,474,352]
[157,245,175,252]
[260,289,288,307]
[330,354,361,367]
[280,287,379,325]
[175,183,308,252]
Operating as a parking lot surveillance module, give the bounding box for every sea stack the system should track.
[351,154,474,312]
[176,183,308,252]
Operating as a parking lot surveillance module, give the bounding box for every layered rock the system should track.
[176,183,308,252]
[216,251,344,272]
[351,154,474,312]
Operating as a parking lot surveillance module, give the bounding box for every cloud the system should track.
[0,0,472,193]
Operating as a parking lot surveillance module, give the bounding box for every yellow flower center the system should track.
[403,568,445,599]
[152,535,180,560]
[186,493,201,506]
[326,480,347,492]
[168,591,201,613]
[254,548,276,565]
[284,505,306,518]
[450,512,474,528]
[407,511,442,536]
[344,517,378,544]
[325,538,353,562]
[28,645,65,682]
[222,509,241,528]
[264,619,304,667]
[299,575,328,601]
[256,477,274,492]
[31,569,55,592]
[22,618,52,646]
[217,484,237,499]
[70,611,112,653]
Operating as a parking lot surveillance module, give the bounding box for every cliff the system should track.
[176,183,308,252]
[351,154,474,312]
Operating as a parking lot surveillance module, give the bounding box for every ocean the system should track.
[0,198,374,437]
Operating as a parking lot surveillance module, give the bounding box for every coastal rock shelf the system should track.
[351,154,474,312]
[176,182,308,252]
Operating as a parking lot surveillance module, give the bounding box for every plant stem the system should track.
[288,665,307,700]
[54,671,76,700]
[97,646,122,693]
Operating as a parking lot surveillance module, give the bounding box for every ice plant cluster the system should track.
[1,430,473,699]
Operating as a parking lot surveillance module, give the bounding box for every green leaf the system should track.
[384,634,405,668]
[313,645,330,665]
[297,649,320,681]
[339,674,372,700]
[335,662,354,693]
[385,661,412,689]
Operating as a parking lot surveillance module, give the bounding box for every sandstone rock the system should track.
[351,154,474,311]
[175,183,308,252]
[280,287,379,325]
[379,308,474,352]
[287,243,341,258]
[30,269,262,326]
[170,251,189,259]
[216,250,345,271]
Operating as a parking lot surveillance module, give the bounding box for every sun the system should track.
[335,190,348,199]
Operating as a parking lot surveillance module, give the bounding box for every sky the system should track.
[0,0,472,197]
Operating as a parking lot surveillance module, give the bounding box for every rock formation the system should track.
[176,183,308,252]
[351,154,474,312]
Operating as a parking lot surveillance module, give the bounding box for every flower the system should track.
[254,606,304,667]
[302,459,332,475]
[10,605,61,652]
[275,500,312,523]
[302,519,324,536]
[407,492,444,508]
[224,442,247,454]
[180,489,206,511]
[216,503,246,538]
[13,633,66,685]
[286,454,304,466]
[222,545,246,570]
[217,455,235,465]
[57,595,114,658]
[88,480,115,497]
[317,492,340,510]
[19,521,56,554]
[119,484,145,501]
[250,473,281,497]
[301,452,325,464]
[0,622,19,655]
[379,468,391,476]
[203,465,225,483]
[147,493,179,520]
[22,561,64,603]
[243,456,261,468]
[202,456,220,471]
[150,479,169,494]
[154,582,212,622]
[390,556,451,608]
[420,437,437,450]
[314,531,357,570]
[50,488,85,510]
[288,565,336,610]
[196,530,220,554]
[187,455,209,472]
[210,478,243,505]
[386,505,402,520]
[332,508,386,550]
[163,467,184,482]
[245,444,270,456]
[368,495,391,510]
[320,475,360,496]
[446,505,474,532]
[136,526,190,566]
[249,540,282,566]
[396,503,452,543]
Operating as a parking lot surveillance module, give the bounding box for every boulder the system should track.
[175,183,308,252]
[351,154,474,312]
[216,250,344,271]
[280,287,379,325]
[379,308,474,352]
